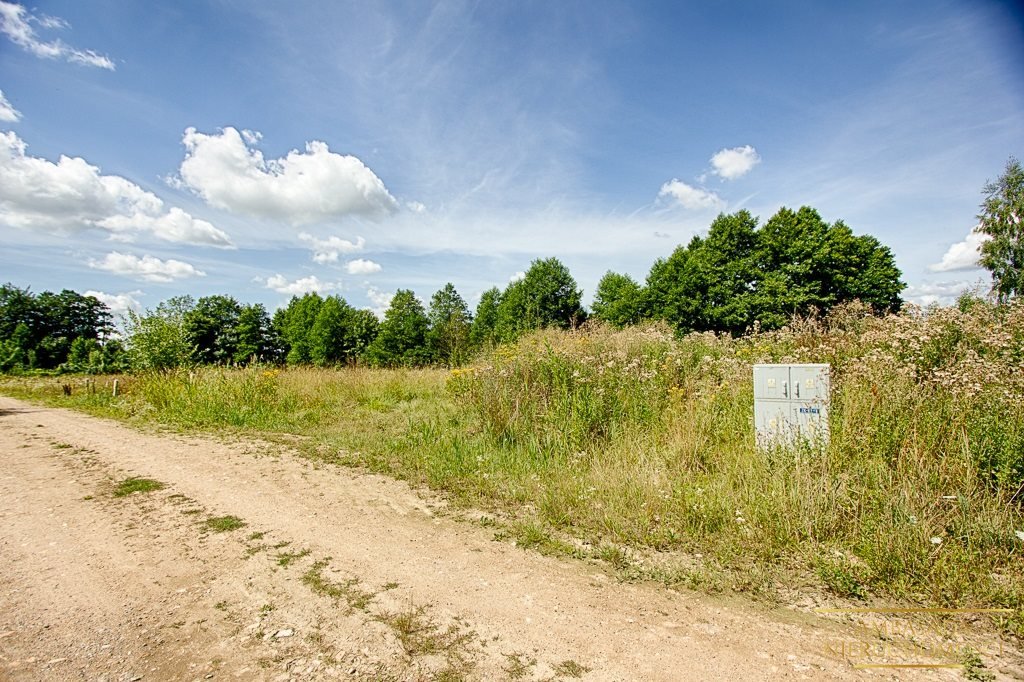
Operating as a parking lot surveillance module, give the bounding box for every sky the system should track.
[1,0,1022,319]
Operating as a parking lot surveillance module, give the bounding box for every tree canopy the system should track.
[976,157,1024,302]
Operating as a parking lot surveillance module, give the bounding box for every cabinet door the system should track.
[789,365,829,402]
[753,364,791,400]
[754,399,795,446]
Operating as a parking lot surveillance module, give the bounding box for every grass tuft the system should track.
[204,514,245,533]
[112,476,165,497]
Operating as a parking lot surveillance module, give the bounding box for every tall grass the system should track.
[3,299,1022,629]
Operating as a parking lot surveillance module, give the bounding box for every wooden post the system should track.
[112,379,119,397]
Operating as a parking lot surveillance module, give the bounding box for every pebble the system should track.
[274,629,293,638]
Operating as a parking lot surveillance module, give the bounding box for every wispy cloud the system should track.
[0,89,20,122]
[0,1,114,69]
[658,179,725,211]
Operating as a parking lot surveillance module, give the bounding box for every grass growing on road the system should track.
[112,476,165,497]
[3,299,1024,634]
[204,515,246,533]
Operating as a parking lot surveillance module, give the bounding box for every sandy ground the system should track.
[0,396,1021,681]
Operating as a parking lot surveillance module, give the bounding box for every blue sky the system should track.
[1,0,1022,318]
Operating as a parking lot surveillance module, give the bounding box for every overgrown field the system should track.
[4,300,1023,633]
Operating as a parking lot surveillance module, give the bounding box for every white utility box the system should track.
[753,363,830,448]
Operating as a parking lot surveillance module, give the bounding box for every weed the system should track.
[552,659,590,678]
[501,651,536,679]
[52,442,72,449]
[204,515,246,533]
[376,604,475,665]
[214,600,229,611]
[276,548,311,567]
[246,531,266,541]
[962,650,995,681]
[112,477,165,497]
[301,559,376,612]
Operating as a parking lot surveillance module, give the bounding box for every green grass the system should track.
[3,299,1024,637]
[112,476,165,497]
[204,515,246,533]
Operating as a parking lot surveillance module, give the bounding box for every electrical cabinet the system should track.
[753,363,830,447]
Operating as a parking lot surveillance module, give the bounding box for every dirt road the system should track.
[0,396,1016,681]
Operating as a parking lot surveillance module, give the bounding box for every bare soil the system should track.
[0,396,1020,681]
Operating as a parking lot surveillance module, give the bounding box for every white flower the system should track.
[1015,531,1024,542]
[930,536,943,545]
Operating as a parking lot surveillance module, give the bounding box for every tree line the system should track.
[6,184,1023,374]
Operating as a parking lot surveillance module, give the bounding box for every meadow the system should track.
[3,298,1023,635]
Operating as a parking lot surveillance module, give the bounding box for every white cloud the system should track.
[902,280,980,307]
[710,145,761,180]
[0,131,232,247]
[298,232,365,263]
[345,258,381,275]
[0,89,20,122]
[265,274,336,295]
[0,1,114,69]
[366,286,394,317]
[177,127,398,224]
[929,229,989,272]
[509,271,526,283]
[83,289,143,317]
[658,179,725,210]
[89,252,205,283]
[406,200,427,213]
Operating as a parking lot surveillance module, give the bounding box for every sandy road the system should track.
[0,396,1014,681]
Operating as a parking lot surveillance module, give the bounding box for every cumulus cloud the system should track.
[0,89,20,122]
[929,229,989,272]
[0,131,232,247]
[298,232,365,263]
[658,179,725,210]
[0,1,114,69]
[509,271,526,283]
[710,145,761,180]
[345,258,381,275]
[89,252,205,283]
[366,286,394,317]
[902,280,980,307]
[264,274,336,295]
[83,290,143,317]
[177,127,398,224]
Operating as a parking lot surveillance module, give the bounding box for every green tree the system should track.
[183,295,242,365]
[273,293,323,365]
[365,290,433,367]
[976,157,1024,302]
[309,295,354,366]
[125,296,195,371]
[645,207,902,334]
[345,308,379,361]
[233,303,280,364]
[428,283,472,366]
[592,271,645,327]
[470,287,501,348]
[495,258,586,342]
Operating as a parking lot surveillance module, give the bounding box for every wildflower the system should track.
[1016,531,1024,542]
[930,537,942,545]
